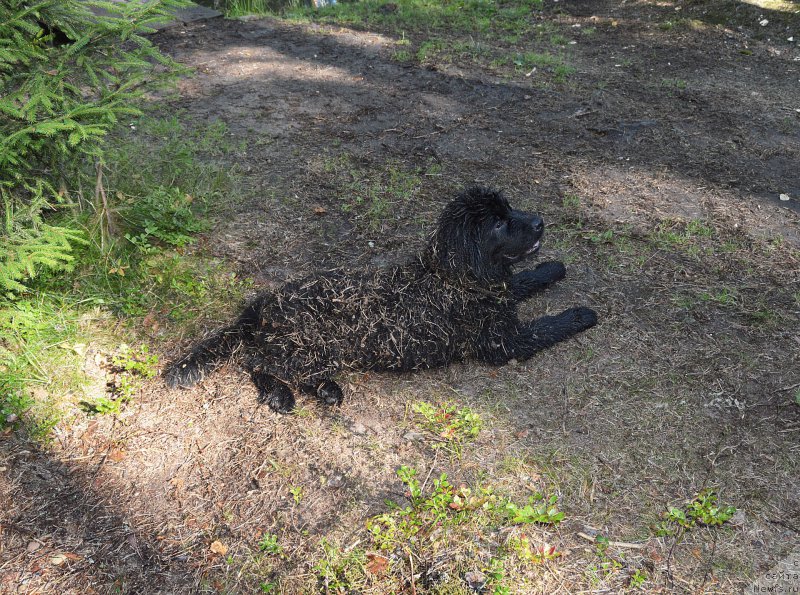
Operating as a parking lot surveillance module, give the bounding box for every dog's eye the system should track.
[494,220,506,231]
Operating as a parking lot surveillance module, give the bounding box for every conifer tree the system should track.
[0,0,188,295]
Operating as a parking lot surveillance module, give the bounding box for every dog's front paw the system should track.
[534,261,566,284]
[512,262,567,300]
[259,384,296,414]
[564,306,598,332]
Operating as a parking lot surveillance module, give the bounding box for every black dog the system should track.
[165,187,597,412]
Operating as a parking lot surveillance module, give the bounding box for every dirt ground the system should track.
[2,1,799,593]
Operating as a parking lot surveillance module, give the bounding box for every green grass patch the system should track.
[107,115,240,201]
[494,51,576,82]
[416,38,448,63]
[0,297,102,437]
[289,0,535,35]
[392,48,412,61]
[257,1,579,78]
[78,344,159,415]
[700,287,738,307]
[276,0,545,61]
[658,18,690,31]
[661,77,688,90]
[313,538,369,593]
[225,0,304,17]
[367,466,564,592]
[319,153,422,229]
[655,219,714,249]
[411,399,482,456]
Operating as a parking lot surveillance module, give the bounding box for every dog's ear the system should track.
[451,187,511,220]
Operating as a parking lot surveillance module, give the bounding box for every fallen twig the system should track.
[577,532,648,549]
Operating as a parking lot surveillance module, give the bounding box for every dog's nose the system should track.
[530,214,544,233]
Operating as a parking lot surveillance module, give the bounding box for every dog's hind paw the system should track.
[317,380,344,406]
[164,359,203,389]
[250,369,295,413]
[259,384,296,414]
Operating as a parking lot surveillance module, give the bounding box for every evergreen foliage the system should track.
[0,0,189,296]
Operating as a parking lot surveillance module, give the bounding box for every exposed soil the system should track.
[2,1,799,593]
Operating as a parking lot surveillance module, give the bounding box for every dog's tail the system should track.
[164,297,263,389]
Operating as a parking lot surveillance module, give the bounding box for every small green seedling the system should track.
[630,568,648,588]
[258,533,283,556]
[289,485,303,504]
[505,493,565,525]
[507,534,561,563]
[81,344,159,415]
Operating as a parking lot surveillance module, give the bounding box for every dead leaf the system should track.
[648,548,663,562]
[647,549,664,564]
[365,553,389,576]
[525,481,541,492]
[142,312,158,331]
[108,448,125,462]
[26,541,41,553]
[210,540,228,556]
[313,206,328,215]
[50,553,67,566]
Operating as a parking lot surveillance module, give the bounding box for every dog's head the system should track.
[428,187,544,283]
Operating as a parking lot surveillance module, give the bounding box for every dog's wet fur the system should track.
[165,187,597,413]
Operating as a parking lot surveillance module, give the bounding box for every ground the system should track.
[1,1,799,593]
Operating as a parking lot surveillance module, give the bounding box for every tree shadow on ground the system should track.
[156,10,799,214]
[0,435,197,593]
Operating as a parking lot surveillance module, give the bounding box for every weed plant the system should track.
[653,489,736,537]
[313,464,567,592]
